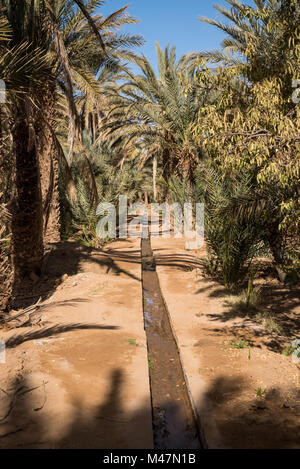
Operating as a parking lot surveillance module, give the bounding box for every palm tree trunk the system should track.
[11,102,44,281]
[270,241,287,283]
[162,148,173,183]
[266,224,287,283]
[0,141,12,313]
[144,191,149,205]
[35,83,61,244]
[153,156,157,202]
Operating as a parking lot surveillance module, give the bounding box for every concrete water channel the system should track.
[141,237,204,449]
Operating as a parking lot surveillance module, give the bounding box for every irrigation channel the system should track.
[141,237,204,449]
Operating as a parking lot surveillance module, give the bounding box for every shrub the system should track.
[195,167,263,288]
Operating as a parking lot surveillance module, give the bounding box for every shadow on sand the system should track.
[0,369,299,449]
[12,240,142,310]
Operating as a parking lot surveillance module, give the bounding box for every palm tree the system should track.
[0,0,143,284]
[39,1,143,243]
[185,0,299,99]
[51,1,143,235]
[102,43,203,187]
[0,2,55,281]
[184,0,300,279]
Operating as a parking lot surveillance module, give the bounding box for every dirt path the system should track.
[151,237,300,449]
[0,239,153,449]
[1,235,299,449]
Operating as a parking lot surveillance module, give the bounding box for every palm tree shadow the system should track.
[0,369,153,449]
[204,283,300,353]
[12,241,142,309]
[153,251,203,271]
[1,371,299,449]
[196,375,300,449]
[56,369,153,449]
[5,322,119,349]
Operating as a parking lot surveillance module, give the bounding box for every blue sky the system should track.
[99,0,254,70]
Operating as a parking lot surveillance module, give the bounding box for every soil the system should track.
[151,236,300,449]
[0,235,299,449]
[0,239,153,449]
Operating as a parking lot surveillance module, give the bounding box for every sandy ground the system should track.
[0,239,153,449]
[1,235,299,449]
[151,237,300,449]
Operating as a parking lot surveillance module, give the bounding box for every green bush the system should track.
[195,167,263,288]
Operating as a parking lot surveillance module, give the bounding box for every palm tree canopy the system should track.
[102,43,207,182]
[183,0,300,95]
